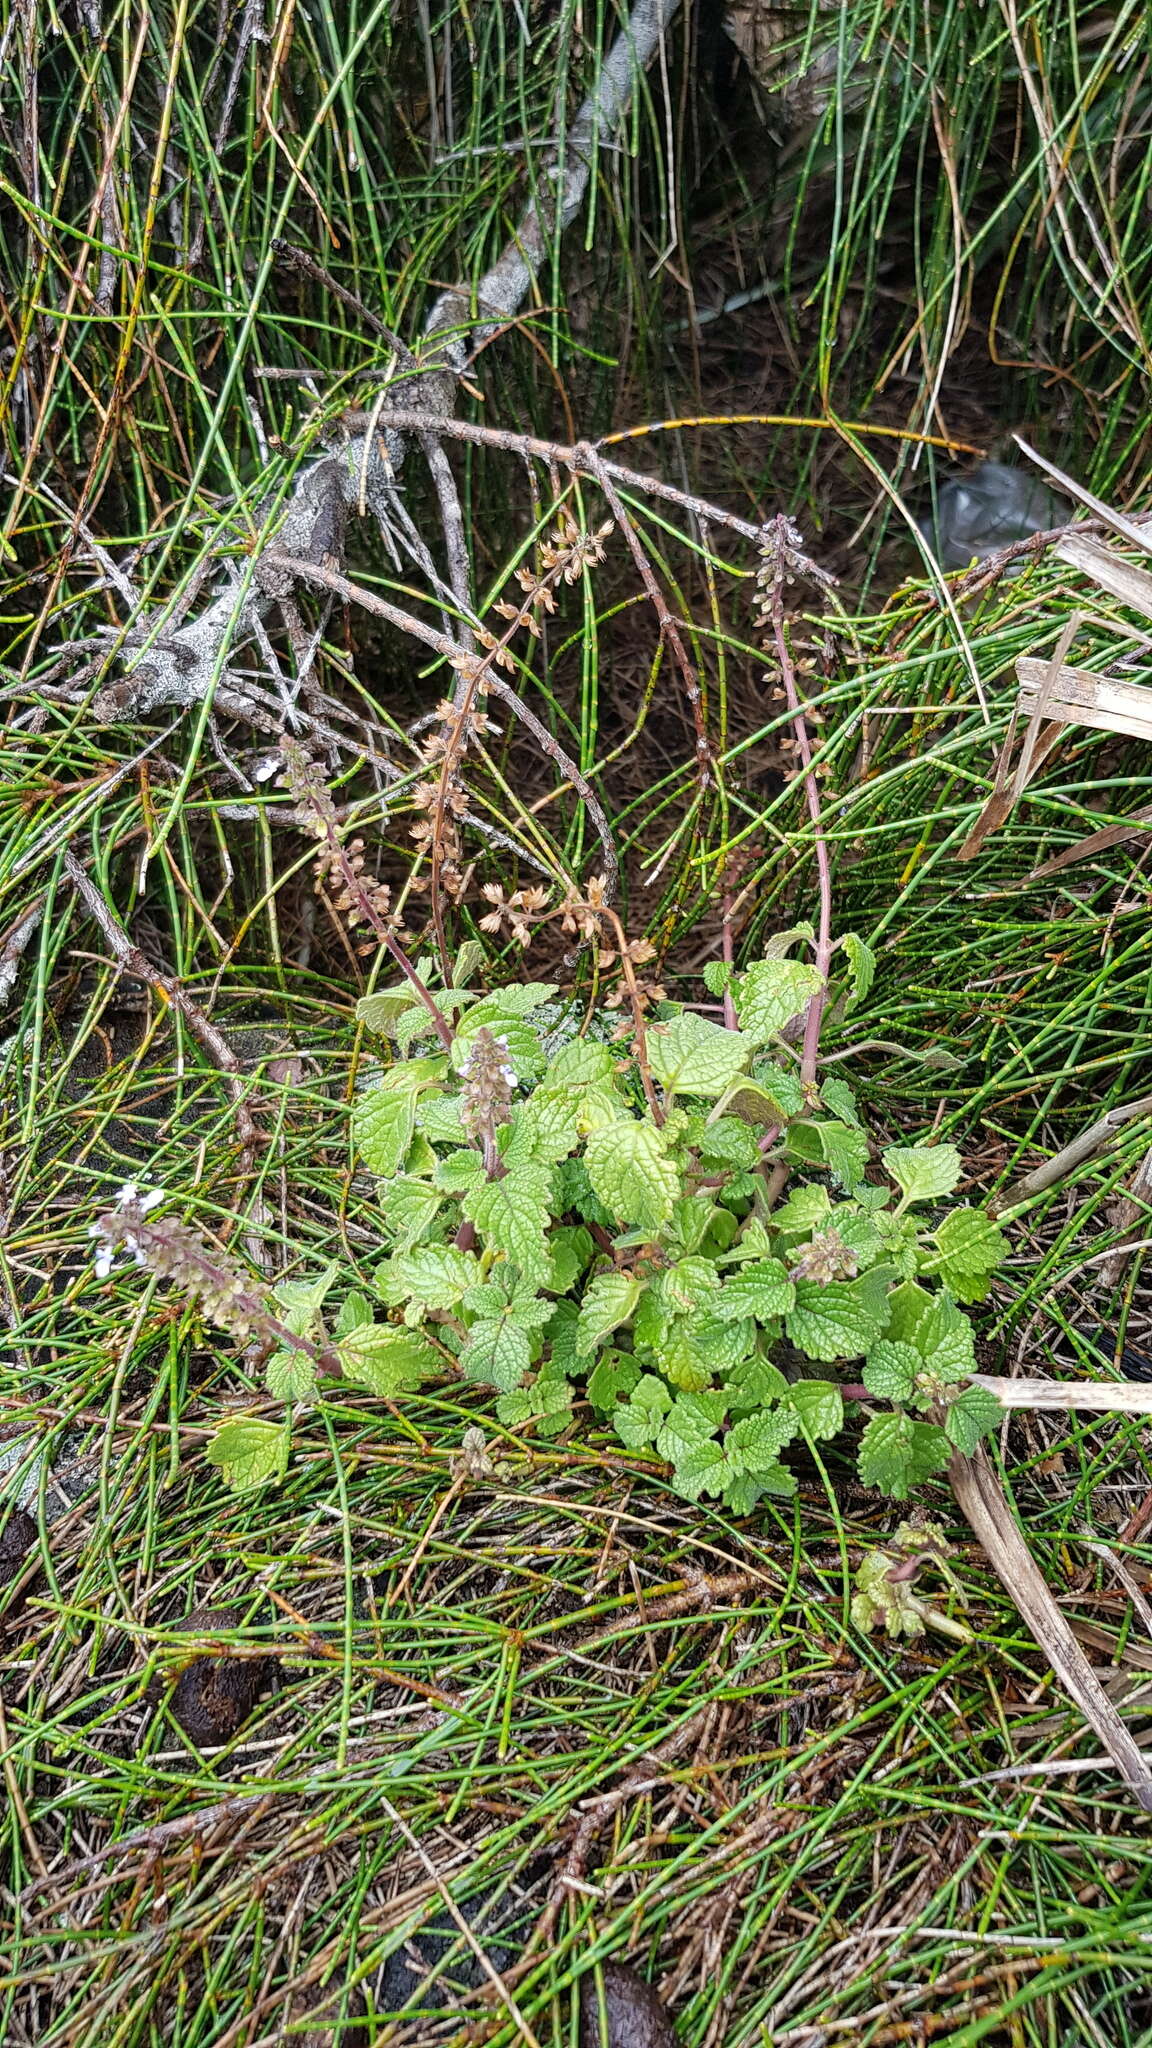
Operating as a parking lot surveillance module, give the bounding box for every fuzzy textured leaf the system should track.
[459,1316,533,1392]
[545,1040,619,1090]
[435,1149,485,1191]
[862,1339,921,1403]
[884,1143,962,1206]
[353,1087,417,1178]
[661,1310,755,1388]
[206,1417,286,1493]
[820,1075,860,1125]
[670,1437,729,1501]
[786,1274,889,1362]
[587,1350,641,1413]
[273,1264,338,1337]
[785,1378,844,1440]
[462,983,559,1021]
[576,1270,644,1355]
[858,1412,950,1500]
[841,932,876,1003]
[463,1163,553,1284]
[506,1091,581,1165]
[585,1120,680,1232]
[614,1374,673,1447]
[714,1260,795,1322]
[265,1349,318,1402]
[944,1383,1003,1453]
[334,1290,373,1339]
[653,1256,721,1315]
[648,1012,752,1099]
[736,957,823,1041]
[692,1116,760,1169]
[932,1207,1007,1279]
[496,1374,573,1435]
[915,1290,976,1381]
[338,1322,438,1395]
[656,1391,727,1464]
[376,1245,479,1310]
[726,1407,799,1472]
[379,1176,444,1250]
[724,1353,791,1405]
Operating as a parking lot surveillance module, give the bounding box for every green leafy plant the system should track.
[343,942,1006,1509]
[95,919,1007,1513]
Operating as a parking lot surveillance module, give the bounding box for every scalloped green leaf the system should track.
[785,1378,844,1440]
[786,1273,889,1362]
[459,1316,533,1392]
[735,957,823,1042]
[648,1012,752,1099]
[206,1416,287,1493]
[862,1339,921,1403]
[338,1322,438,1395]
[576,1270,644,1355]
[884,1144,962,1207]
[463,1162,553,1284]
[944,1383,1004,1453]
[376,1244,479,1310]
[585,1121,680,1233]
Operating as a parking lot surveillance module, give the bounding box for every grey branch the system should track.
[99,0,683,724]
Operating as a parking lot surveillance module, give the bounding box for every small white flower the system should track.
[93,1246,114,1281]
[113,1182,163,1214]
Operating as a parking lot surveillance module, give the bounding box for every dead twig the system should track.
[63,849,263,1161]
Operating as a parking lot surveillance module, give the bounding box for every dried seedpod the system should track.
[162,1604,275,1749]
[579,1962,676,2048]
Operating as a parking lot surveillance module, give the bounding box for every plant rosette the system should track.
[229,945,1006,1511]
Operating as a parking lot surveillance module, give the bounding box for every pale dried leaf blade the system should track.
[957,713,1065,862]
[1026,802,1152,882]
[1016,657,1152,742]
[1014,436,1152,557]
[1055,533,1152,622]
[971,1374,1152,1414]
[949,1448,1152,1809]
[1010,611,1080,806]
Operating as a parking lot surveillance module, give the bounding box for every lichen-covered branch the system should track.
[99,0,683,724]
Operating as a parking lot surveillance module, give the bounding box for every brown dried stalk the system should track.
[752,518,837,1093]
[264,551,619,898]
[281,738,455,1053]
